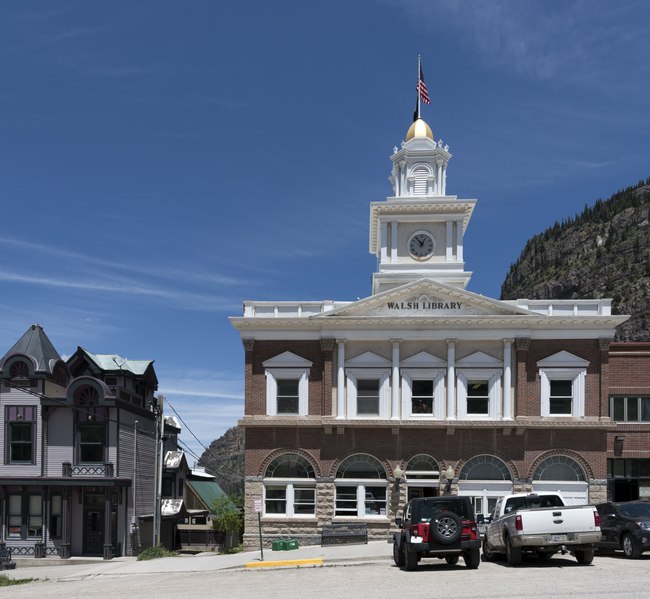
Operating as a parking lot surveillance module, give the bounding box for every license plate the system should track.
[549,534,567,543]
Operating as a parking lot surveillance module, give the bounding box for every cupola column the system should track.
[446,221,453,261]
[456,222,464,262]
[442,165,447,195]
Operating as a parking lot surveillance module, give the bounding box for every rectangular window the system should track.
[364,487,386,516]
[466,381,489,415]
[357,380,380,415]
[265,487,287,514]
[5,406,36,464]
[28,495,42,539]
[610,396,650,422]
[77,424,104,463]
[8,495,22,539]
[293,488,315,515]
[50,495,62,539]
[411,380,434,414]
[549,380,573,415]
[7,494,42,540]
[276,379,299,414]
[335,486,358,516]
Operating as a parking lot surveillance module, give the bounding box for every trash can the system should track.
[271,540,286,551]
[284,539,299,551]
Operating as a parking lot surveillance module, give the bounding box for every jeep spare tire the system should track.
[432,511,462,544]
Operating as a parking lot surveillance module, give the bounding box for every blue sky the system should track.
[1,1,649,463]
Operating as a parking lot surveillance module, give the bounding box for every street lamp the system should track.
[393,465,404,489]
[444,465,455,495]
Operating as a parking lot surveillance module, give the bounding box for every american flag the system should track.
[417,65,431,105]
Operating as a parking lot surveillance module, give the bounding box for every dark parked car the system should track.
[393,496,481,570]
[596,500,650,558]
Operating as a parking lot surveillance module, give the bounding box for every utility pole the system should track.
[153,395,165,548]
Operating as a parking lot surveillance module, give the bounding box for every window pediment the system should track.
[400,351,446,368]
[345,351,390,368]
[456,351,503,368]
[537,351,589,369]
[263,351,313,368]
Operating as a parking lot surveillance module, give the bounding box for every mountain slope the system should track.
[197,426,244,500]
[500,178,650,341]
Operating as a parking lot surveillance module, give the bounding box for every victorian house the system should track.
[0,324,176,558]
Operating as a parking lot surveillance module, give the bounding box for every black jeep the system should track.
[393,496,481,570]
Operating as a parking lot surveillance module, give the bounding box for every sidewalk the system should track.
[3,541,392,582]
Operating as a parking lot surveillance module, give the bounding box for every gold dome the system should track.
[405,118,434,141]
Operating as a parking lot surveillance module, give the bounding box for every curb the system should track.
[244,558,324,569]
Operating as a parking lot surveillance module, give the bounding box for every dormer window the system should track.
[9,360,30,380]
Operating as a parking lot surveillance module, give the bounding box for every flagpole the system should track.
[417,54,421,120]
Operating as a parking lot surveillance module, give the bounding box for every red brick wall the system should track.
[244,426,606,479]
[244,340,330,416]
[516,339,604,418]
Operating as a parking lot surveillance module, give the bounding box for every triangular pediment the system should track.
[400,351,446,367]
[315,279,536,319]
[456,351,503,368]
[345,351,391,368]
[262,351,313,368]
[537,351,590,368]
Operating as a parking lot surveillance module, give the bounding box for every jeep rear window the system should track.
[411,499,471,522]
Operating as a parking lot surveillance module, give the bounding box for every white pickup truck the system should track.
[482,492,601,565]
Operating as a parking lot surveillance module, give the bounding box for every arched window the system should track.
[53,364,69,387]
[533,456,586,482]
[335,454,387,518]
[459,455,512,481]
[9,361,30,379]
[405,455,440,481]
[263,453,316,517]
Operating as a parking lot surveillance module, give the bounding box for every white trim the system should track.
[262,480,317,518]
[456,369,502,420]
[262,351,313,368]
[401,369,445,419]
[539,368,586,417]
[346,368,390,419]
[265,367,310,416]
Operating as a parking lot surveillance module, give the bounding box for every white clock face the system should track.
[408,232,434,259]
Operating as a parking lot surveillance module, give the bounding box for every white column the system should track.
[446,221,453,261]
[391,340,401,420]
[446,339,456,420]
[336,340,346,419]
[456,222,464,262]
[442,165,447,195]
[503,339,513,420]
[390,221,398,262]
[400,161,406,197]
[437,162,442,195]
[380,221,388,264]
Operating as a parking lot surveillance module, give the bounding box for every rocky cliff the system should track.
[500,178,650,340]
[197,425,244,500]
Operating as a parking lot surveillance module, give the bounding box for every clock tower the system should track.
[369,116,476,295]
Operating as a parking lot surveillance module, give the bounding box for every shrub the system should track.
[0,575,33,587]
[137,546,177,561]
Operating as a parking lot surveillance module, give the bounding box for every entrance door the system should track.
[83,509,104,555]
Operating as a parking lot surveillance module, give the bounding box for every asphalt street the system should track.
[2,542,648,598]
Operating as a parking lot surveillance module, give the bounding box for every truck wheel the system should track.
[445,555,459,565]
[505,536,522,566]
[574,549,594,565]
[464,548,481,569]
[482,538,497,561]
[405,549,418,571]
[622,533,642,559]
[432,511,462,544]
[393,540,405,567]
